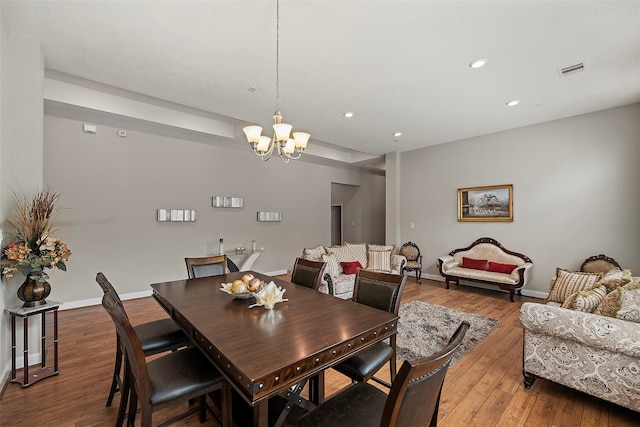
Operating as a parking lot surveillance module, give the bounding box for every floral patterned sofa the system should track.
[290,243,406,299]
[520,255,640,411]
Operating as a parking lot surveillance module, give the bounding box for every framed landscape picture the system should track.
[458,184,513,222]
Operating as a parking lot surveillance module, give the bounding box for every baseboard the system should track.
[415,273,548,300]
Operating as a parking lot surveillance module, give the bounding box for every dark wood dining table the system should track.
[150,271,398,427]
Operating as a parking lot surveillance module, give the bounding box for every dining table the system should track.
[150,271,399,427]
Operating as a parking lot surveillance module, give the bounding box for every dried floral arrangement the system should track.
[1,188,71,283]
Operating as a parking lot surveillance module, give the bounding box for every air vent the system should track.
[558,62,585,77]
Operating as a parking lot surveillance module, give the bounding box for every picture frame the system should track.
[458,184,513,222]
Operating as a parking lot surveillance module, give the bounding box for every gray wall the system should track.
[42,113,386,304]
[400,103,640,296]
[0,13,45,386]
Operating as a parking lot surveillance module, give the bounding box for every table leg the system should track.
[10,316,16,382]
[53,309,59,373]
[252,401,268,427]
[222,382,233,427]
[23,316,29,386]
[41,310,47,368]
[308,371,325,405]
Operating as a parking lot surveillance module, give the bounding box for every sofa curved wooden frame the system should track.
[437,237,532,302]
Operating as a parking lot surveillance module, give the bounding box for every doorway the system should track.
[331,205,342,246]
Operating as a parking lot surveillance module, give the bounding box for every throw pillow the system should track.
[344,242,369,269]
[340,261,363,275]
[461,257,488,271]
[561,283,608,312]
[368,249,392,272]
[595,268,633,293]
[368,244,395,253]
[302,245,326,261]
[547,268,603,303]
[327,245,354,265]
[487,262,518,274]
[322,253,342,278]
[594,279,640,322]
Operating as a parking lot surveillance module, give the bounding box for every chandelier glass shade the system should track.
[242,0,310,163]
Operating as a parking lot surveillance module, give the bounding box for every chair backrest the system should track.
[352,269,407,315]
[581,254,621,274]
[381,321,470,427]
[400,242,420,262]
[185,255,228,279]
[291,257,327,291]
[96,272,128,317]
[101,290,151,403]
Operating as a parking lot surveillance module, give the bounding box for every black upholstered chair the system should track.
[294,322,470,427]
[400,241,423,284]
[185,255,230,278]
[96,273,190,408]
[290,257,327,291]
[333,269,407,388]
[101,290,225,427]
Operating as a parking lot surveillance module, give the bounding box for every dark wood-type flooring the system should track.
[1,276,638,426]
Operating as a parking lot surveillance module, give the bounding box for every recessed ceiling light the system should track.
[344,112,354,118]
[469,59,488,69]
[393,132,402,137]
[248,86,257,92]
[506,100,520,107]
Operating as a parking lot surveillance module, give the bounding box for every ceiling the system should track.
[2,1,640,158]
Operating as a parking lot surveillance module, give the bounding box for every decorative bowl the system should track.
[220,282,254,300]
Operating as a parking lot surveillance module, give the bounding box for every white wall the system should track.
[0,11,45,386]
[400,103,640,296]
[42,111,386,305]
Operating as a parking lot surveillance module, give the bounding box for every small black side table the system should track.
[5,300,61,387]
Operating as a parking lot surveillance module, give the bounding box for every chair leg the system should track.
[127,383,138,427]
[107,339,123,407]
[415,269,421,284]
[199,395,207,423]
[116,356,130,427]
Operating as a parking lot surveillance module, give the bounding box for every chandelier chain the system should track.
[275,0,280,115]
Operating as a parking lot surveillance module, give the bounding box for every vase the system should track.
[17,276,51,308]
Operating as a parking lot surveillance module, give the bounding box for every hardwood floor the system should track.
[1,277,638,426]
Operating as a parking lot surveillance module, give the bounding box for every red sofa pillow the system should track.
[340,261,363,275]
[487,262,518,274]
[461,257,488,270]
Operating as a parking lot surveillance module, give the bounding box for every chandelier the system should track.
[243,0,310,163]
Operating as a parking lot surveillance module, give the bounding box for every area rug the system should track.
[396,300,499,366]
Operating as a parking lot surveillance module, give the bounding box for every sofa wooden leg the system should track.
[523,371,536,389]
[509,289,515,302]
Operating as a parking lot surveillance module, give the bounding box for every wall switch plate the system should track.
[410,222,415,229]
[83,123,97,134]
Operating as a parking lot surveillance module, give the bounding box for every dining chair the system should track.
[400,241,423,284]
[96,272,190,408]
[333,269,407,388]
[293,322,470,427]
[185,255,230,279]
[101,290,225,427]
[290,257,327,291]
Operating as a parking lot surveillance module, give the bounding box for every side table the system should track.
[5,300,61,387]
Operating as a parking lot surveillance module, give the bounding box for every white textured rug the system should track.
[396,300,499,366]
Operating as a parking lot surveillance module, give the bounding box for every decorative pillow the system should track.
[344,242,369,269]
[487,262,517,274]
[368,244,395,253]
[547,268,603,303]
[595,268,633,293]
[594,279,640,322]
[302,245,326,261]
[322,253,342,278]
[340,261,363,275]
[368,250,392,272]
[561,283,608,312]
[327,245,354,265]
[461,257,487,271]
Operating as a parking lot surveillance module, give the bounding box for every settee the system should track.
[520,255,640,411]
[437,237,533,301]
[290,243,406,299]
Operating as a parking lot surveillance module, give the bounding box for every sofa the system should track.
[520,255,640,411]
[290,243,406,299]
[437,237,533,301]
